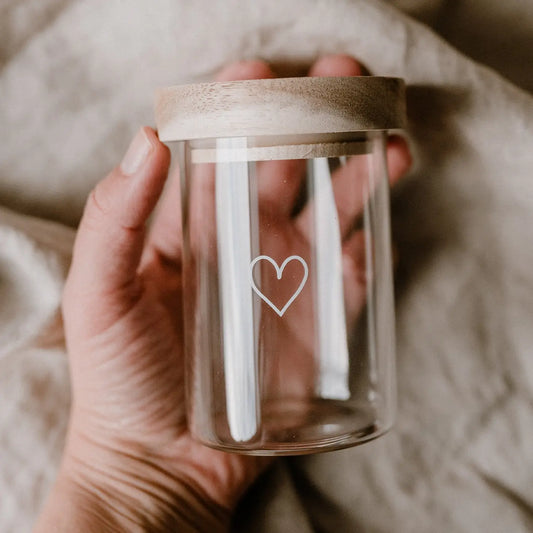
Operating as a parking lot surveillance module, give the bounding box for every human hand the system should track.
[35,55,411,533]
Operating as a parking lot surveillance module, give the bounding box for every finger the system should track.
[145,60,276,269]
[341,230,368,322]
[257,55,362,217]
[309,56,412,188]
[192,59,275,242]
[219,61,307,220]
[295,55,412,240]
[65,127,170,304]
[187,59,277,262]
[142,162,183,268]
[215,59,274,81]
[304,155,370,241]
[332,135,412,238]
[254,55,365,219]
[296,135,411,240]
[256,158,306,218]
[386,135,412,187]
[295,54,366,239]
[308,54,365,77]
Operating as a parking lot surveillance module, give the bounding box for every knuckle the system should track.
[83,170,124,228]
[88,179,111,218]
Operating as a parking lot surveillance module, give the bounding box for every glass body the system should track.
[172,131,396,455]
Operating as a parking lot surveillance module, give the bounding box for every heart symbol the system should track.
[250,255,309,317]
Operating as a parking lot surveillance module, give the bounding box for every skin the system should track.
[34,55,411,532]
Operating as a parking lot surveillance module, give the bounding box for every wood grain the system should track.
[155,76,406,142]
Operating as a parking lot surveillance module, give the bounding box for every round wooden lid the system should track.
[155,76,406,142]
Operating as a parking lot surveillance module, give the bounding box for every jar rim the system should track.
[155,76,406,142]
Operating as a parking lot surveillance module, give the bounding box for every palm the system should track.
[64,238,267,510]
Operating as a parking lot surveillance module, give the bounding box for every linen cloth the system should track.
[1,0,532,531]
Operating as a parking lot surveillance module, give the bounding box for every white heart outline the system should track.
[249,255,309,317]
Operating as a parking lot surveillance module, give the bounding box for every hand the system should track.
[35,55,411,533]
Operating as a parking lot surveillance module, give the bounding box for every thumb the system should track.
[63,127,170,331]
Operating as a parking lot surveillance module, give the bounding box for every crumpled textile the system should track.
[0,0,532,531]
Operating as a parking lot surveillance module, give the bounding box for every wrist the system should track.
[40,426,231,533]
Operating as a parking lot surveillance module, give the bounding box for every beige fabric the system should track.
[1,0,532,531]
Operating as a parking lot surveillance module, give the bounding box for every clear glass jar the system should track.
[155,76,406,454]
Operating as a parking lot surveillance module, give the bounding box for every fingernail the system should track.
[120,128,153,176]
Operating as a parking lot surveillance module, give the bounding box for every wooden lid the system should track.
[155,76,406,141]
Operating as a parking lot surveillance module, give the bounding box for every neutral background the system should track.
[0,1,532,531]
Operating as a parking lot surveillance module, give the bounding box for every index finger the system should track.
[143,60,275,269]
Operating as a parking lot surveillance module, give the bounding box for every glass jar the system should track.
[155,76,406,455]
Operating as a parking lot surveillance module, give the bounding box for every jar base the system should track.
[196,398,392,456]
